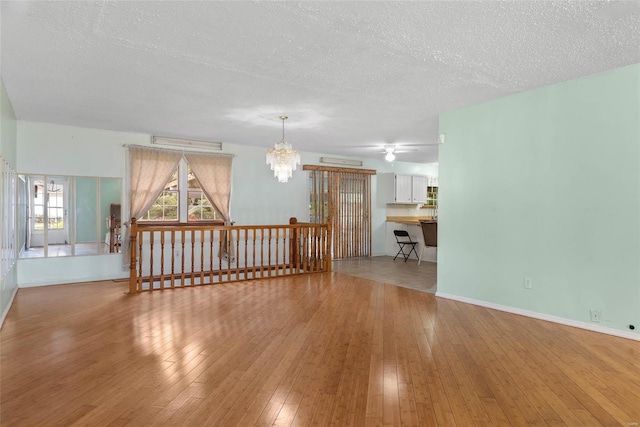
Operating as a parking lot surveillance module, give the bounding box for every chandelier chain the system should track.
[281,116,287,140]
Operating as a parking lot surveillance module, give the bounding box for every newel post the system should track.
[326,219,332,272]
[289,217,299,270]
[129,217,138,294]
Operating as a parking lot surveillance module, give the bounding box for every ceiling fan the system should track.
[383,145,399,162]
[381,142,439,161]
[346,137,443,162]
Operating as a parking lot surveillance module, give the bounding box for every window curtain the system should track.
[184,152,234,262]
[123,146,182,264]
[183,153,232,223]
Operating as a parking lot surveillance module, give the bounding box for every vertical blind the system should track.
[306,166,375,259]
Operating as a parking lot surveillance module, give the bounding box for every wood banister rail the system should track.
[128,217,331,293]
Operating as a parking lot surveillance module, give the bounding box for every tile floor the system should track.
[332,255,437,293]
[20,242,115,258]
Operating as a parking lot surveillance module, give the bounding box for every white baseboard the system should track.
[0,286,19,329]
[435,291,639,342]
[19,273,128,288]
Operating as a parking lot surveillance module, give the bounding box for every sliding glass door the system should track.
[309,168,372,259]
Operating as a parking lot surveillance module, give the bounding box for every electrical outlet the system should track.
[590,309,602,323]
[523,277,533,289]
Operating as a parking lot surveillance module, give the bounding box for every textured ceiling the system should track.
[1,1,639,163]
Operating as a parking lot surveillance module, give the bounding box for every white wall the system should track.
[16,122,148,286]
[16,121,435,286]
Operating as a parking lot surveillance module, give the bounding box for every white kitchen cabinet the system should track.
[411,175,428,204]
[378,173,429,204]
[394,174,413,203]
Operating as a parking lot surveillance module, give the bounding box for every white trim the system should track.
[435,292,640,342]
[319,157,363,167]
[0,285,18,329]
[152,136,222,151]
[18,273,128,288]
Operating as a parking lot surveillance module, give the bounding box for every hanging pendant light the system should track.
[266,115,301,183]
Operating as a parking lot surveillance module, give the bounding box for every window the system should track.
[33,179,46,230]
[142,159,221,222]
[187,165,218,220]
[47,181,65,230]
[32,177,66,233]
[141,169,178,221]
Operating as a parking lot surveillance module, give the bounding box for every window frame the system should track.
[138,158,224,225]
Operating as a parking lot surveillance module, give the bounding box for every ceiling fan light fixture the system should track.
[266,116,301,183]
[384,145,396,162]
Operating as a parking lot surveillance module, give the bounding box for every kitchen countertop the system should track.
[386,216,437,225]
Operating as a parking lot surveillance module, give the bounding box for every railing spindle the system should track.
[171,230,176,288]
[160,231,165,289]
[244,229,248,280]
[252,229,256,279]
[190,230,195,286]
[129,218,138,293]
[200,229,205,285]
[128,219,330,292]
[180,229,186,287]
[267,228,272,277]
[217,229,222,283]
[234,228,240,280]
[260,228,265,277]
[227,229,233,280]
[275,227,279,275]
[149,231,154,289]
[138,229,143,291]
[209,229,214,284]
[302,227,308,272]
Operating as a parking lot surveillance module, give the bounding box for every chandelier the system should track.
[266,115,301,183]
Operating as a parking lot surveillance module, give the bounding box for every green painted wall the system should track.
[99,177,121,239]
[75,177,98,242]
[40,176,120,244]
[438,64,640,335]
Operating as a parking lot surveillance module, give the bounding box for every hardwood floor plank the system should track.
[2,272,640,426]
[467,305,582,426]
[449,328,544,424]
[273,402,299,426]
[481,308,611,426]
[410,300,458,426]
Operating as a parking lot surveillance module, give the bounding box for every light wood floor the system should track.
[2,274,640,426]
